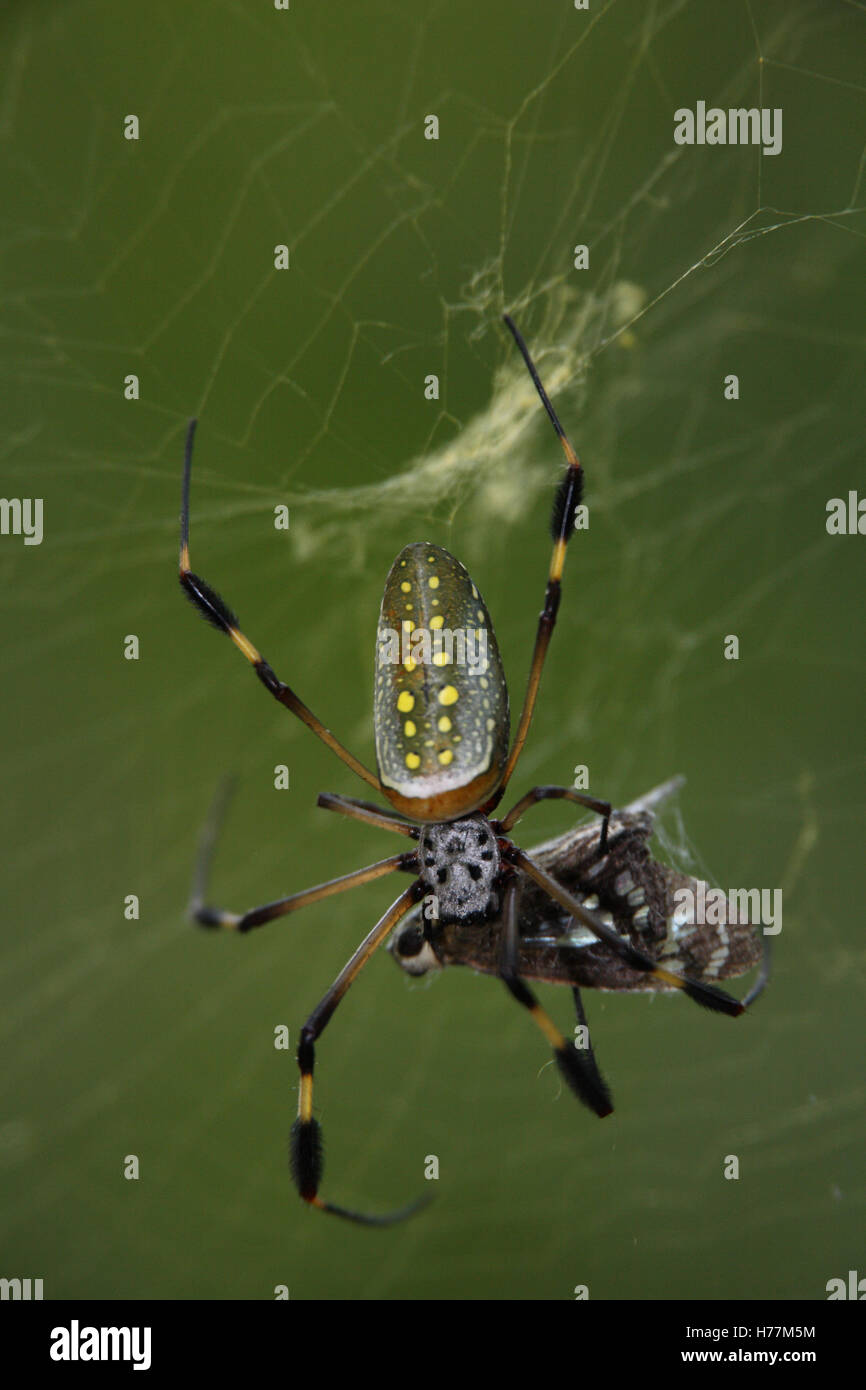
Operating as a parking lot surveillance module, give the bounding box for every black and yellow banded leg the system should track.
[570,987,613,1117]
[488,316,585,807]
[508,846,745,1018]
[194,855,416,933]
[498,784,612,851]
[499,880,613,1118]
[188,778,418,933]
[179,419,380,793]
[291,880,432,1226]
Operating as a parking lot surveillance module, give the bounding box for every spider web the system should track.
[1,0,864,1301]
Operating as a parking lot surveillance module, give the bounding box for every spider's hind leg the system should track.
[290,881,433,1226]
[499,877,613,1118]
[569,986,613,1118]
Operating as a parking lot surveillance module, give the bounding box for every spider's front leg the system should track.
[178,418,381,794]
[290,880,433,1226]
[485,316,586,809]
[498,784,612,852]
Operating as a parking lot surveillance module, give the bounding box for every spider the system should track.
[179,316,758,1226]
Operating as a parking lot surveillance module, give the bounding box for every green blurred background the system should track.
[1,0,863,1300]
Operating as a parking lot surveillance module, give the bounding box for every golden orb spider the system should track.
[179,317,760,1226]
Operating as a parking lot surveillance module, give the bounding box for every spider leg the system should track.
[499,878,613,1117]
[498,784,611,851]
[178,419,380,792]
[291,880,432,1225]
[194,857,416,933]
[570,986,613,1117]
[742,934,772,1008]
[317,792,418,839]
[487,317,586,806]
[506,845,746,1017]
[188,778,417,933]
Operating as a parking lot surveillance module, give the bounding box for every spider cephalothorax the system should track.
[417,815,501,924]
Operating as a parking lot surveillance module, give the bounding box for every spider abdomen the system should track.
[374,543,509,821]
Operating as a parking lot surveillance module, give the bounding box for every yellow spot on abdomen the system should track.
[405,752,421,770]
[438,685,459,706]
[432,651,450,667]
[437,749,453,766]
[404,720,416,737]
[428,576,440,589]
[430,615,444,630]
[397,691,415,713]
[437,715,451,732]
